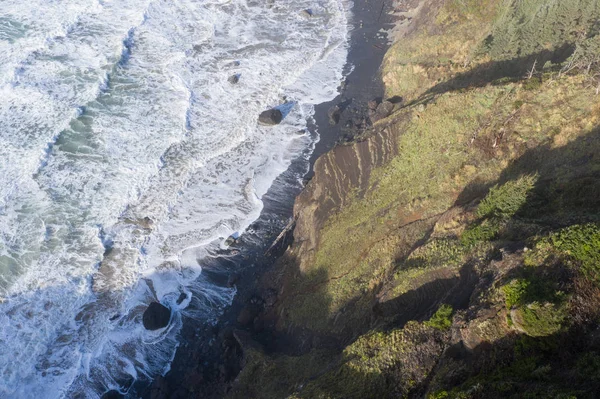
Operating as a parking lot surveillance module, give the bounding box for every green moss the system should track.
[425,304,454,330]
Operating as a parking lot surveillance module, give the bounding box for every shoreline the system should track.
[131,1,397,397]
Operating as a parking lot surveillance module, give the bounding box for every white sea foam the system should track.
[0,0,350,396]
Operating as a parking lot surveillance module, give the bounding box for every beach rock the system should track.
[301,9,313,18]
[225,231,241,246]
[226,60,241,68]
[367,100,379,110]
[328,105,342,125]
[176,292,187,305]
[339,78,349,92]
[143,302,171,330]
[388,95,404,104]
[228,73,240,84]
[370,100,394,122]
[124,216,153,229]
[258,108,283,125]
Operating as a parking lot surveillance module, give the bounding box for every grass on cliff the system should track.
[287,68,599,333]
[231,321,448,399]
[384,0,600,102]
[500,266,568,337]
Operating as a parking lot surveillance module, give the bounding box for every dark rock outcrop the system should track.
[369,100,394,122]
[237,305,260,326]
[176,292,187,305]
[143,302,171,330]
[258,108,283,125]
[328,105,342,125]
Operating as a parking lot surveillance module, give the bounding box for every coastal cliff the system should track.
[226,0,600,398]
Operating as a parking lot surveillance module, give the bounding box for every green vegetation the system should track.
[576,352,600,381]
[513,302,566,337]
[482,0,600,61]
[500,268,567,337]
[522,77,542,91]
[425,304,453,330]
[502,279,531,309]
[461,176,537,247]
[550,224,600,281]
[290,321,446,399]
[460,218,502,248]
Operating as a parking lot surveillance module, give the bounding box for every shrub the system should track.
[514,302,566,337]
[523,77,542,91]
[477,175,537,219]
[425,304,454,330]
[461,218,502,247]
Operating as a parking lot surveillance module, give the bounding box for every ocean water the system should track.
[0,0,349,397]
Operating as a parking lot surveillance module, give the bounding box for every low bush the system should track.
[425,304,454,330]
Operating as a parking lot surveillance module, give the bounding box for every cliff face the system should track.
[229,0,600,398]
[292,122,403,272]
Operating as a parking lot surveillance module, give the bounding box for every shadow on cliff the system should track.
[434,314,600,397]
[407,44,575,107]
[252,255,339,355]
[373,262,477,326]
[426,125,600,396]
[455,126,600,228]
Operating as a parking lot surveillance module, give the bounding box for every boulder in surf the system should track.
[258,108,283,125]
[228,73,240,84]
[301,9,313,17]
[143,302,171,330]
